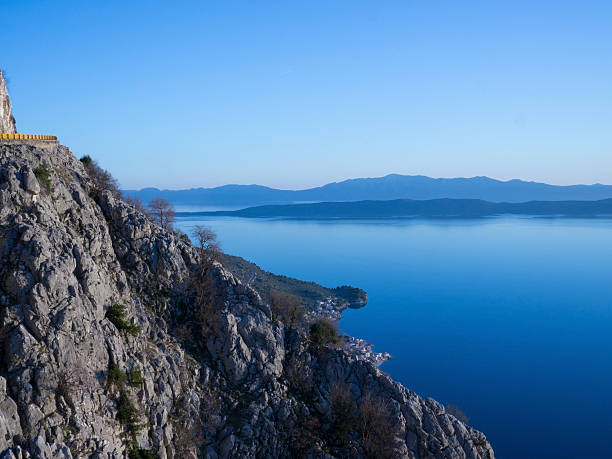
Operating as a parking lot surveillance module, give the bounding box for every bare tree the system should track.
[172,394,206,457]
[191,226,223,334]
[329,380,357,444]
[358,392,399,458]
[192,225,222,264]
[80,155,121,200]
[270,289,305,327]
[284,352,312,394]
[123,195,149,215]
[149,197,175,229]
[446,403,470,424]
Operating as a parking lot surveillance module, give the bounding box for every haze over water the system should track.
[176,214,612,459]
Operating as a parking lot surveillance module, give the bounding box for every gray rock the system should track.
[23,169,39,195]
[0,70,17,134]
[0,142,495,458]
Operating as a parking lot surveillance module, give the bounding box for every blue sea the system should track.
[175,214,612,459]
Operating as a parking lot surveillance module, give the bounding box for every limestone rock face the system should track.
[0,142,495,458]
[0,70,17,134]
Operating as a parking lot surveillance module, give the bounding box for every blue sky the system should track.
[2,1,611,189]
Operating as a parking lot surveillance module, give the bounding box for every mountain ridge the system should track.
[124,173,612,206]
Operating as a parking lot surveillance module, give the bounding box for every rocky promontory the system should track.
[0,141,494,458]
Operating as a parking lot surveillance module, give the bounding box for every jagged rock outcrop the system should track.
[0,142,495,458]
[0,70,17,134]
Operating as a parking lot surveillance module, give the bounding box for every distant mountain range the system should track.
[185,198,612,219]
[124,174,612,206]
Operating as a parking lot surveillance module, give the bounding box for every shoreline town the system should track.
[312,297,392,366]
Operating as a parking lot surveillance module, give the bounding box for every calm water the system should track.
[176,215,612,459]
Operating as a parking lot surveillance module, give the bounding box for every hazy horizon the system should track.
[124,172,612,192]
[3,0,611,189]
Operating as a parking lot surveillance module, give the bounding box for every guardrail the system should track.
[1,134,57,140]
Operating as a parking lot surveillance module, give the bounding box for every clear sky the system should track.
[2,0,611,189]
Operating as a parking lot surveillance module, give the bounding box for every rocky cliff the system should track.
[0,71,17,134]
[0,142,495,458]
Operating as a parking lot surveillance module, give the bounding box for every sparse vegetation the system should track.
[34,164,53,193]
[473,436,487,447]
[128,448,158,459]
[284,352,311,394]
[358,392,399,458]
[329,380,357,444]
[54,367,87,408]
[55,376,73,402]
[270,289,305,327]
[172,414,204,456]
[105,303,140,336]
[192,225,223,264]
[117,390,141,434]
[149,197,175,229]
[309,318,339,347]
[80,155,120,200]
[289,416,323,455]
[106,363,127,391]
[128,367,143,386]
[175,229,191,243]
[171,393,207,456]
[124,195,149,215]
[191,226,223,334]
[173,322,194,343]
[54,166,72,184]
[446,403,470,424]
[107,366,145,446]
[223,254,367,311]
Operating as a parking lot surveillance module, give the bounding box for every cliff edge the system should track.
[0,71,17,134]
[0,143,494,458]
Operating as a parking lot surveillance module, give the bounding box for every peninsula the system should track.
[188,198,612,219]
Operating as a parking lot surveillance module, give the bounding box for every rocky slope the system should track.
[0,71,17,134]
[0,142,495,458]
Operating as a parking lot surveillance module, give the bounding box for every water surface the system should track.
[175,215,612,459]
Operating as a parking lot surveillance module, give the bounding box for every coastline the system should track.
[308,296,392,366]
[224,254,387,366]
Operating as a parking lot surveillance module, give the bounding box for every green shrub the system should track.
[117,390,141,433]
[79,155,93,167]
[309,318,339,347]
[107,363,126,390]
[129,367,143,386]
[178,231,190,243]
[34,164,53,193]
[106,304,141,336]
[473,437,487,447]
[106,303,129,328]
[128,447,158,459]
[126,324,141,336]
